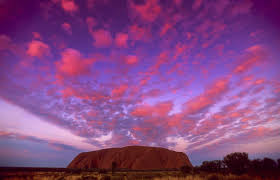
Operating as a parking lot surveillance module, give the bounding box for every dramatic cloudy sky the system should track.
[0,0,280,167]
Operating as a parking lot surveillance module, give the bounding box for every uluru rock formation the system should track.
[68,146,192,170]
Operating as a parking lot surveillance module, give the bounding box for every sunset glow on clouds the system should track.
[0,0,280,167]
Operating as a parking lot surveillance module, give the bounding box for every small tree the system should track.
[200,161,212,172]
[262,158,277,171]
[223,152,250,175]
[213,160,224,172]
[193,166,200,174]
[111,161,117,174]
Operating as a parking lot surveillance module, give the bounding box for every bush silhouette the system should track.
[223,152,249,175]
[262,157,277,171]
[250,159,263,172]
[200,160,223,173]
[98,169,108,174]
[192,166,200,174]
[180,165,192,174]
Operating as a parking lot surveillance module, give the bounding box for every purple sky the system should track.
[0,0,280,167]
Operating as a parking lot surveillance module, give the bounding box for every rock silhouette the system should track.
[68,146,192,170]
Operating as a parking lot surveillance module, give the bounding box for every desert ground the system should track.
[1,168,279,180]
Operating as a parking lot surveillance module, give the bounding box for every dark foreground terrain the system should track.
[1,167,279,180]
[1,152,280,179]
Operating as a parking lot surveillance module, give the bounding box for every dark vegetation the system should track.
[0,152,279,180]
[189,152,280,178]
[180,165,192,174]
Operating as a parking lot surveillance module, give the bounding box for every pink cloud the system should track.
[0,130,12,137]
[56,48,95,76]
[184,78,229,114]
[243,75,254,82]
[91,29,112,48]
[185,96,212,115]
[129,24,149,42]
[166,114,184,128]
[160,23,172,37]
[48,143,63,151]
[115,33,128,48]
[132,126,152,139]
[60,86,106,101]
[207,78,230,96]
[87,0,95,9]
[52,0,60,3]
[174,0,182,7]
[230,0,253,17]
[86,17,97,31]
[254,78,265,85]
[234,45,267,73]
[125,55,138,65]
[153,101,173,116]
[0,34,27,59]
[131,105,152,117]
[173,43,188,59]
[60,87,75,98]
[62,22,72,35]
[196,20,211,34]
[87,110,97,117]
[0,34,12,51]
[141,89,161,99]
[139,76,151,86]
[130,0,161,22]
[32,32,42,40]
[131,101,173,118]
[186,32,192,40]
[192,0,203,10]
[146,51,169,76]
[111,84,128,98]
[26,40,50,58]
[224,102,240,112]
[196,119,220,134]
[61,0,78,13]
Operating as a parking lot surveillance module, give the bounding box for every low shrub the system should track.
[180,165,192,174]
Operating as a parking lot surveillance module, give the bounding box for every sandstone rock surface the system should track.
[68,146,192,170]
